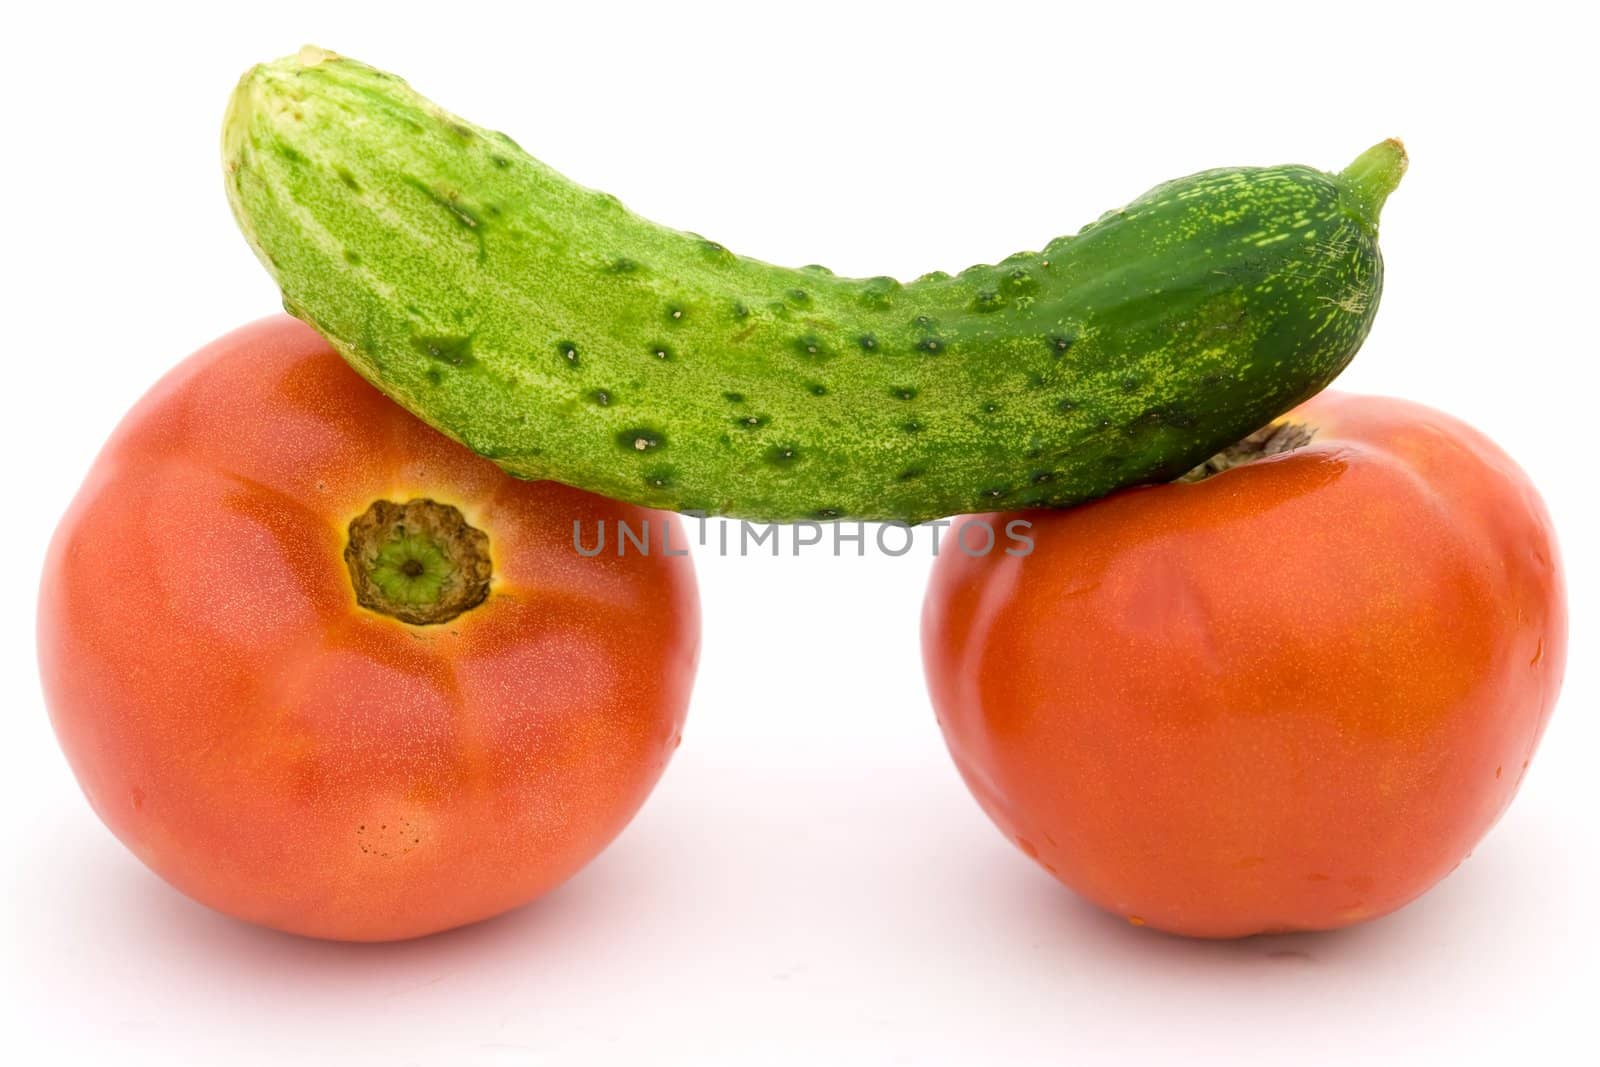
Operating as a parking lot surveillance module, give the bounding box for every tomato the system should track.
[922,392,1565,938]
[38,317,699,941]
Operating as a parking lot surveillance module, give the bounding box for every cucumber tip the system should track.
[297,44,339,67]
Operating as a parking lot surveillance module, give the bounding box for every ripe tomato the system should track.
[39,317,699,941]
[923,392,1565,938]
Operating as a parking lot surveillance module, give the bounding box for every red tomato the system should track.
[923,392,1565,938]
[39,317,699,941]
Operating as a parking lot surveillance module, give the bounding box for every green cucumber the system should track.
[224,47,1405,523]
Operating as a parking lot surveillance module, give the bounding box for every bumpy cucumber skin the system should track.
[225,50,1396,523]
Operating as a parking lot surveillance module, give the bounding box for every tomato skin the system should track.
[923,393,1565,938]
[38,317,699,941]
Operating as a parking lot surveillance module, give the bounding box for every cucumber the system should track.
[224,47,1405,523]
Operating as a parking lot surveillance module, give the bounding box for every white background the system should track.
[3,2,1596,1063]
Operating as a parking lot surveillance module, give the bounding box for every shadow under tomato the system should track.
[94,837,648,982]
[953,809,1554,983]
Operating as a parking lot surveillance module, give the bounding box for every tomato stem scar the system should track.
[344,498,492,625]
[1181,420,1316,482]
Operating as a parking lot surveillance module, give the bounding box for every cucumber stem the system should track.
[1339,139,1408,228]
